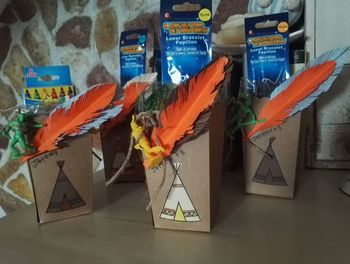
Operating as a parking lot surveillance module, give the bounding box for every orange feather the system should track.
[105,82,150,130]
[151,56,229,157]
[247,61,336,139]
[23,83,117,161]
[102,73,157,136]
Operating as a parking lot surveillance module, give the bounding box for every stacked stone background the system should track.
[0,0,247,219]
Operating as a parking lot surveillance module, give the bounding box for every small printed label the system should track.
[199,8,211,22]
[278,22,289,33]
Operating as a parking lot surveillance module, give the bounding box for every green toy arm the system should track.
[32,123,44,128]
[24,119,44,129]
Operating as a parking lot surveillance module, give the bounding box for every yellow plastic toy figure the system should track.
[130,115,164,168]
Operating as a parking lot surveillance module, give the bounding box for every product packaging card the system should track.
[245,12,290,98]
[23,65,75,107]
[120,29,147,87]
[160,0,212,84]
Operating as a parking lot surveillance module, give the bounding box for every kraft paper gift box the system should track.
[145,102,226,232]
[28,134,93,223]
[101,115,145,183]
[243,97,301,198]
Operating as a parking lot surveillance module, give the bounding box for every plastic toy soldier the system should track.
[1,111,43,159]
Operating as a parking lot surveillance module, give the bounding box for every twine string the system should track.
[105,132,135,186]
[242,128,273,159]
[145,158,167,211]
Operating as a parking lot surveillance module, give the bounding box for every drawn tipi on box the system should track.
[112,148,132,171]
[47,161,86,213]
[252,137,288,186]
[160,162,200,222]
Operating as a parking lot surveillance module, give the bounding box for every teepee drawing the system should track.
[160,162,200,222]
[47,161,86,213]
[252,137,287,186]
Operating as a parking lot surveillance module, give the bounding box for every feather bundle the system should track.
[150,56,230,157]
[247,47,349,139]
[23,83,118,160]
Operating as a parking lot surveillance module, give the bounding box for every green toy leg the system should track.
[10,133,35,159]
[17,134,35,151]
[9,138,21,159]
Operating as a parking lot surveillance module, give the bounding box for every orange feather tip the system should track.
[148,56,230,160]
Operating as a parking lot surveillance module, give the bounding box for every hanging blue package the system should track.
[120,29,147,87]
[245,13,290,98]
[160,0,212,84]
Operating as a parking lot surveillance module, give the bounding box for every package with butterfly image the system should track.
[160,0,212,84]
[120,29,148,87]
[245,12,290,98]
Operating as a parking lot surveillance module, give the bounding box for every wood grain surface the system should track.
[0,169,350,264]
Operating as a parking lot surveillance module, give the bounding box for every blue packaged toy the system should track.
[23,65,74,107]
[153,32,162,82]
[120,29,147,87]
[245,12,290,98]
[160,0,212,84]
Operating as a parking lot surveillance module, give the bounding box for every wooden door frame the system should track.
[304,0,350,169]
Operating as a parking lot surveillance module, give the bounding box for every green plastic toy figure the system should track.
[1,111,43,159]
[226,92,266,140]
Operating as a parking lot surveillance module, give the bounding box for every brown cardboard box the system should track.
[101,115,145,183]
[243,97,301,198]
[28,134,93,223]
[145,102,225,232]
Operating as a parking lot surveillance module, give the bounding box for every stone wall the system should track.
[0,0,247,218]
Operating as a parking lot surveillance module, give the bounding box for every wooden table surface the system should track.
[0,169,350,264]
